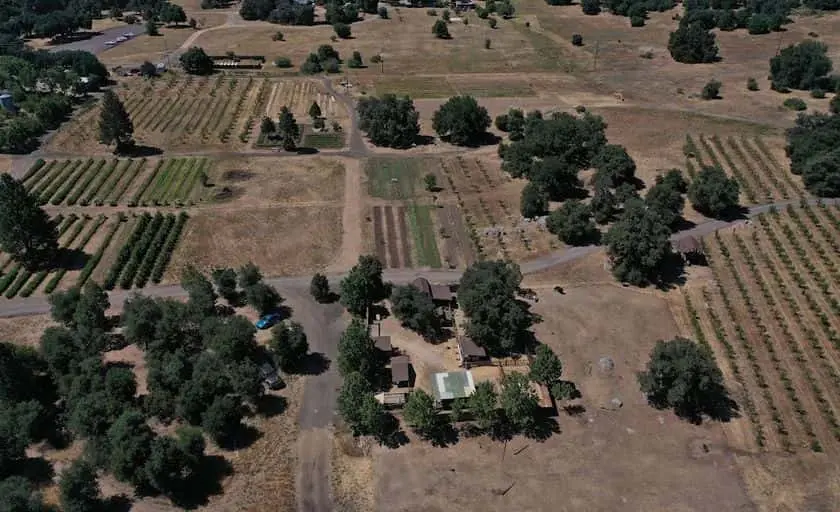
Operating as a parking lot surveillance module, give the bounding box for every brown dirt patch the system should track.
[164,205,342,281]
[104,343,148,395]
[0,315,56,348]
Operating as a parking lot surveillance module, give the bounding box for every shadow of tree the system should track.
[168,455,233,509]
[256,394,288,418]
[298,352,331,376]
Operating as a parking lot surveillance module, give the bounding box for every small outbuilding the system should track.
[374,335,393,354]
[390,355,412,388]
[673,236,705,265]
[457,336,489,368]
[411,277,455,306]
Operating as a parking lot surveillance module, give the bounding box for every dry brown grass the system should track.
[164,205,342,282]
[737,452,840,511]
[332,423,376,512]
[0,315,57,348]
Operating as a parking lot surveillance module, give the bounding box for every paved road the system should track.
[47,24,147,55]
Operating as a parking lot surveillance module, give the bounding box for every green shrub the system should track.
[701,79,721,100]
[783,97,807,111]
[274,57,292,68]
[747,77,759,91]
[810,88,826,98]
[630,15,645,27]
[104,213,151,289]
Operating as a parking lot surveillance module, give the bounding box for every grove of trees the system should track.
[786,109,840,197]
[769,40,833,92]
[357,94,421,148]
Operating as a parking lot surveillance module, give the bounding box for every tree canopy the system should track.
[458,261,533,355]
[529,344,563,386]
[0,174,58,270]
[337,318,382,385]
[59,460,102,512]
[339,255,390,317]
[770,40,833,91]
[180,46,214,75]
[645,171,686,228]
[357,95,420,148]
[546,200,599,246]
[687,165,740,217]
[270,321,309,372]
[603,198,673,286]
[500,372,539,432]
[520,182,549,218]
[785,111,840,197]
[432,96,491,146]
[592,144,637,188]
[390,285,440,339]
[310,273,331,303]
[98,90,135,154]
[638,337,731,422]
[668,21,719,64]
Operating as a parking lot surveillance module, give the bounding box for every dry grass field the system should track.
[372,278,755,512]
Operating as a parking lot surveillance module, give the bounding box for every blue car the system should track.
[255,313,281,329]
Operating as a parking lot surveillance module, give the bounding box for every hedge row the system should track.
[24,160,55,191]
[50,158,94,205]
[40,160,81,204]
[130,161,163,207]
[134,214,176,288]
[68,160,106,206]
[77,214,125,288]
[81,159,119,206]
[151,211,188,284]
[104,213,152,289]
[119,213,165,289]
[109,158,146,206]
[21,159,46,182]
[32,160,70,198]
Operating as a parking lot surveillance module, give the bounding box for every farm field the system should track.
[682,203,840,455]
[20,157,211,207]
[47,75,270,152]
[0,211,188,298]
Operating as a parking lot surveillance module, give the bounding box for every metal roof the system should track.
[431,370,475,401]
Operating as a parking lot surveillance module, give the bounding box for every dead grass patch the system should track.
[165,205,342,281]
[332,423,376,512]
[0,314,56,348]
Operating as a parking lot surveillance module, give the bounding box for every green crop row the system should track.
[80,159,118,206]
[119,213,165,289]
[751,137,804,197]
[40,160,82,204]
[130,160,163,207]
[104,213,151,289]
[32,160,71,198]
[67,160,106,206]
[21,159,46,182]
[151,212,188,284]
[77,214,125,288]
[134,214,176,288]
[24,159,55,191]
[706,135,757,203]
[50,158,94,205]
[728,137,787,201]
[108,158,146,206]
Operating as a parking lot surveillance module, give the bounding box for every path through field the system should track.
[328,159,364,272]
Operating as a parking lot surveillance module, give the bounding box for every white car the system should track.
[104,40,116,46]
[124,32,135,38]
[116,36,128,42]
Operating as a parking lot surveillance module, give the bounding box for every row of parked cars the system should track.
[104,31,135,47]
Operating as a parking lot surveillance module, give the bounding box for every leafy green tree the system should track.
[390,285,440,339]
[98,89,135,153]
[830,94,840,114]
[659,168,688,193]
[179,46,214,75]
[0,476,44,512]
[701,79,721,100]
[403,389,442,439]
[668,22,718,64]
[182,265,217,318]
[604,199,672,286]
[143,427,205,495]
[308,101,322,121]
[0,400,39,477]
[211,267,239,304]
[593,144,636,188]
[0,343,44,404]
[357,95,420,148]
[140,61,157,78]
[310,272,331,303]
[107,410,153,486]
[260,116,276,135]
[204,315,257,362]
[551,380,579,401]
[529,344,563,386]
[520,182,548,218]
[801,147,840,197]
[245,282,281,315]
[432,96,491,145]
[590,185,616,224]
[202,394,243,444]
[59,460,102,512]
[645,175,685,228]
[688,165,740,217]
[432,19,450,38]
[339,255,390,317]
[500,371,538,431]
[48,287,81,327]
[581,0,601,14]
[468,381,498,430]
[72,281,110,332]
[121,294,163,350]
[458,261,533,355]
[237,262,262,289]
[337,318,382,384]
[547,200,598,246]
[770,40,833,91]
[348,51,364,68]
[270,321,309,372]
[146,19,160,35]
[337,371,371,431]
[333,22,351,38]
[276,106,300,151]
[160,2,187,25]
[530,157,583,200]
[0,174,58,270]
[40,326,81,381]
[638,337,730,421]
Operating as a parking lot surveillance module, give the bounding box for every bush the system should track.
[783,97,807,111]
[668,22,718,64]
[477,7,489,18]
[831,95,840,114]
[811,88,826,98]
[488,17,498,28]
[581,0,601,14]
[334,22,351,38]
[701,79,721,100]
[370,54,382,64]
[348,51,363,68]
[427,8,438,15]
[442,8,451,21]
[379,6,388,18]
[323,58,341,73]
[300,54,323,74]
[630,15,645,27]
[272,31,284,41]
[433,19,451,38]
[484,38,491,49]
[274,57,292,68]
[547,200,598,246]
[572,34,583,46]
[747,77,759,91]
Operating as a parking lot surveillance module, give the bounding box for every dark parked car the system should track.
[260,362,284,390]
